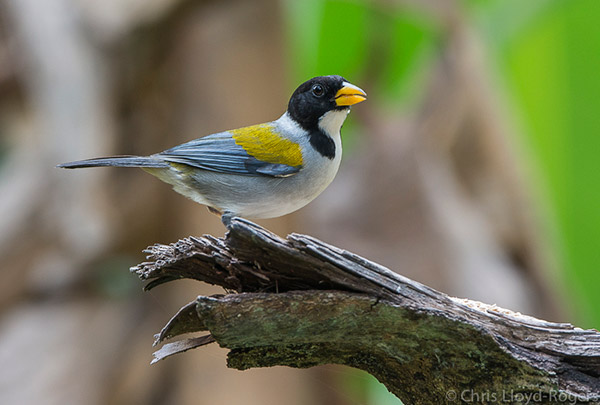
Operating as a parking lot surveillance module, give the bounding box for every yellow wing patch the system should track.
[231,124,303,167]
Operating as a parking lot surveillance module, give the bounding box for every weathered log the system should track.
[131,218,600,404]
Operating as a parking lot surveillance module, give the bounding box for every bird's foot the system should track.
[221,211,234,227]
[207,206,235,227]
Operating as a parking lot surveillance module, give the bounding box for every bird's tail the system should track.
[57,155,169,169]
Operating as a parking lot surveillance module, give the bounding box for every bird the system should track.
[58,75,366,222]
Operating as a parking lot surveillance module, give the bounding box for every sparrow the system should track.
[58,75,366,221]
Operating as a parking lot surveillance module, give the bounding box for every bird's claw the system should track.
[221,211,234,228]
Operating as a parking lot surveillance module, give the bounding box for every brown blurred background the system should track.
[2,0,598,404]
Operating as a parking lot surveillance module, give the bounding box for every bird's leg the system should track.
[207,206,222,217]
[207,206,234,228]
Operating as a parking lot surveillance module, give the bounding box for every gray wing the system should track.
[157,132,301,178]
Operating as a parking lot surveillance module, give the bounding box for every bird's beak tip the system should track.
[335,82,367,106]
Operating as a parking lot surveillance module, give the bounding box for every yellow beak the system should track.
[335,82,367,106]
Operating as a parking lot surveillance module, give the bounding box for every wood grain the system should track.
[132,218,600,404]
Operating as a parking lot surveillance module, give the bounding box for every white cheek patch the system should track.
[318,109,350,137]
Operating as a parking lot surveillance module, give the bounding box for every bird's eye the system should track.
[311,84,324,97]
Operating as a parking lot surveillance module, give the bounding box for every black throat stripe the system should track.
[308,129,335,159]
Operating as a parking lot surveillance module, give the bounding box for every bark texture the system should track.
[132,218,600,404]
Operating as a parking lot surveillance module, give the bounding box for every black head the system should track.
[287,75,366,131]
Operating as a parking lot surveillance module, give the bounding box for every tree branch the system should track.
[131,218,600,404]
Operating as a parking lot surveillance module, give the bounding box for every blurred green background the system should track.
[284,2,599,401]
[285,0,599,328]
